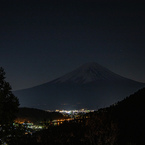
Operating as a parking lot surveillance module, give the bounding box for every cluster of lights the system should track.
[55,109,94,115]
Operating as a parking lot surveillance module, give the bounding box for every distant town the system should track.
[54,109,94,120]
[12,108,95,137]
[49,109,94,117]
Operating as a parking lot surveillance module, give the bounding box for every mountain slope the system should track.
[14,62,145,110]
[87,87,145,145]
[51,62,128,84]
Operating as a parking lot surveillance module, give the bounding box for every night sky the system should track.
[0,0,145,90]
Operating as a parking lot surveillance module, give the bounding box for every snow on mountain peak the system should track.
[51,62,124,84]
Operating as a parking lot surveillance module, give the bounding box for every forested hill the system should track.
[88,87,145,145]
[15,107,64,123]
[99,87,145,115]
[111,87,145,144]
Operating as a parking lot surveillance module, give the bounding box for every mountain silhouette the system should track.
[14,62,145,110]
[51,62,127,84]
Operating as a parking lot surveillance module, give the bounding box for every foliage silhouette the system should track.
[0,67,19,142]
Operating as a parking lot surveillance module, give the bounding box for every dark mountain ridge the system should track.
[14,62,145,110]
[88,87,145,144]
[50,62,132,84]
[15,107,64,123]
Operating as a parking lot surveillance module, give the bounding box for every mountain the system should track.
[14,62,145,110]
[51,62,127,84]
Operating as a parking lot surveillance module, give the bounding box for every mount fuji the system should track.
[14,62,145,110]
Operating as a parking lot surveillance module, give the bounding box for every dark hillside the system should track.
[15,107,64,123]
[88,87,145,145]
[111,87,145,144]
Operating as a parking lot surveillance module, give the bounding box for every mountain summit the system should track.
[51,62,125,84]
[14,62,145,110]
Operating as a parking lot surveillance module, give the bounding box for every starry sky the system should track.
[0,0,145,90]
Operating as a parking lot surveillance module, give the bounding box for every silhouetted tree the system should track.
[0,67,19,141]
